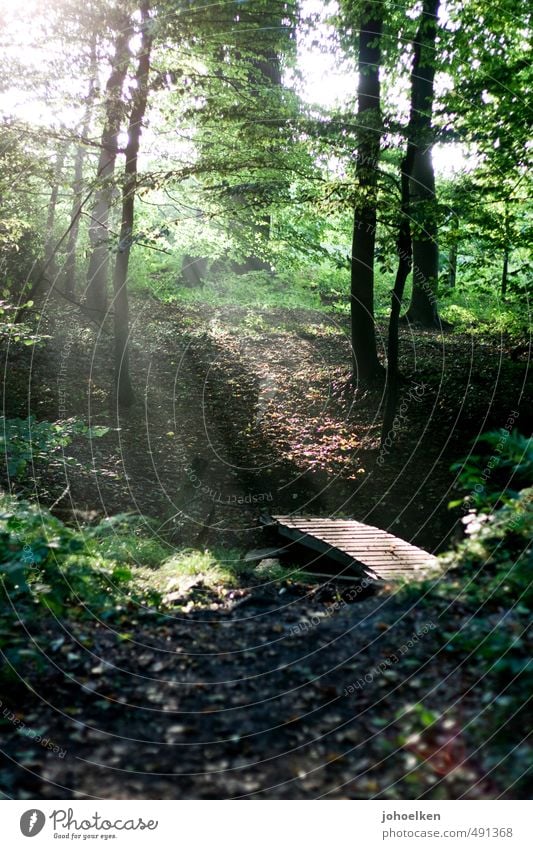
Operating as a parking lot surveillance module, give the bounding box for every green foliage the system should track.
[444,487,532,603]
[0,496,165,682]
[145,268,323,312]
[0,416,109,479]
[0,124,48,305]
[396,487,532,796]
[442,488,532,792]
[451,429,532,511]
[86,513,170,569]
[440,296,529,340]
[0,299,48,347]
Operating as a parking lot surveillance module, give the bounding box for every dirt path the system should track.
[0,580,504,799]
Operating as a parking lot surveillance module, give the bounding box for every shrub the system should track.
[0,416,109,479]
[451,429,532,511]
[0,496,163,683]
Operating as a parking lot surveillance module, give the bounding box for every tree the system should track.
[381,145,413,445]
[403,0,441,327]
[43,141,69,282]
[437,0,532,300]
[229,2,288,273]
[85,11,132,318]
[348,3,385,383]
[63,32,99,297]
[445,208,460,289]
[169,0,299,275]
[112,0,154,406]
[0,123,46,305]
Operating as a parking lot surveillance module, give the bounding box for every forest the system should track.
[0,0,531,803]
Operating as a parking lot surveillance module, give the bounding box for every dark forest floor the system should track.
[1,293,531,799]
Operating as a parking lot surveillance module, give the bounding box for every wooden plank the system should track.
[308,540,426,555]
[271,514,438,583]
[273,522,374,580]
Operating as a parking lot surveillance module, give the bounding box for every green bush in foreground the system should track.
[0,497,165,682]
[451,429,532,511]
[397,483,532,797]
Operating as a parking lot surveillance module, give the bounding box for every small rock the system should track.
[256,557,281,574]
[244,547,287,562]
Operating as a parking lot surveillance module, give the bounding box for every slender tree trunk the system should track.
[85,20,131,319]
[404,0,441,327]
[350,10,384,384]
[64,35,98,296]
[448,238,458,287]
[501,248,509,297]
[501,203,510,298]
[44,143,68,280]
[381,149,414,446]
[112,1,153,407]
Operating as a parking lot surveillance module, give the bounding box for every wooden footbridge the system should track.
[267,515,439,582]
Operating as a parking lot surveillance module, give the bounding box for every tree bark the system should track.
[63,34,98,296]
[501,203,510,298]
[404,0,441,327]
[85,19,131,319]
[448,237,458,287]
[501,247,509,298]
[112,1,153,407]
[350,9,384,384]
[44,143,68,280]
[381,149,414,446]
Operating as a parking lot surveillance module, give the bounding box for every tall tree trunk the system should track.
[112,1,153,407]
[350,9,384,384]
[44,143,68,280]
[381,148,414,446]
[448,238,458,287]
[404,0,441,327]
[63,34,98,297]
[85,20,131,319]
[501,203,510,298]
[501,247,509,298]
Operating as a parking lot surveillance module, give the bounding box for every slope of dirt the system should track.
[6,294,529,551]
[1,293,530,799]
